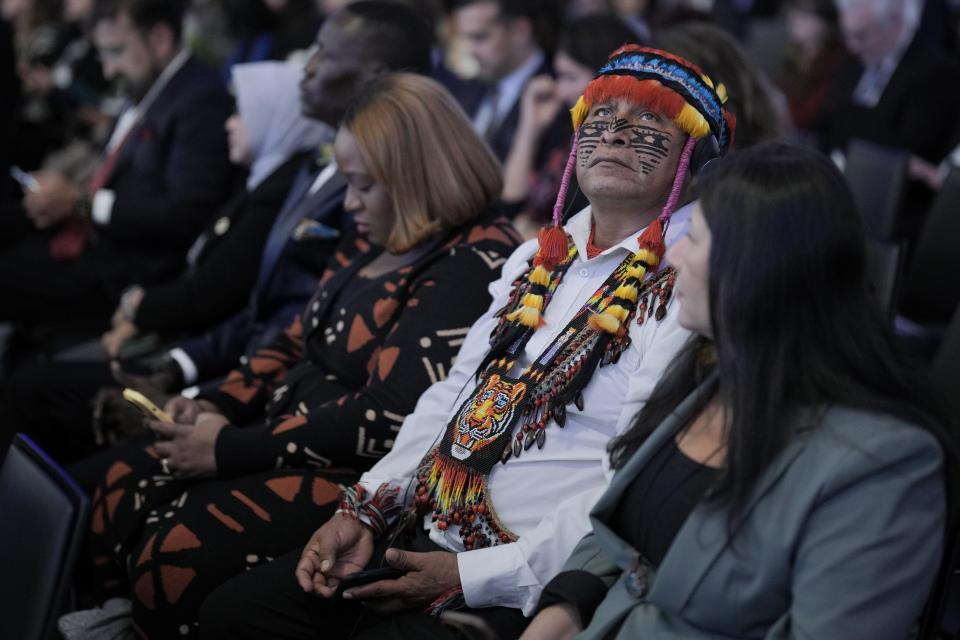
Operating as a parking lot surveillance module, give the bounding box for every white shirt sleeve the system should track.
[167,347,199,386]
[91,189,116,225]
[457,482,608,613]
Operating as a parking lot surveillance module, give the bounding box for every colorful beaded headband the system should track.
[571,45,734,149]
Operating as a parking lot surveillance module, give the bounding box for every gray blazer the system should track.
[565,380,946,639]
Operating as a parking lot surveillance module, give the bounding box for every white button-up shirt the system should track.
[355,203,694,614]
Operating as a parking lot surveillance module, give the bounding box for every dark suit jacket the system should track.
[821,35,960,163]
[93,55,235,288]
[132,152,306,334]
[445,58,573,166]
[564,379,946,639]
[175,162,348,385]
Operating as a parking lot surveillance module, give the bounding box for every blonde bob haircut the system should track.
[342,73,503,253]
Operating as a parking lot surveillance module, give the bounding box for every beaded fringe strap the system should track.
[413,239,677,554]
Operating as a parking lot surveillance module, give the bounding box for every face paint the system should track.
[577,107,675,174]
[574,97,686,206]
[628,126,672,174]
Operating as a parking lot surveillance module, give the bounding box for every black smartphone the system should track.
[334,567,406,598]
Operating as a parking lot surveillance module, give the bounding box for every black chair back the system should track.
[0,434,90,639]
[901,169,960,324]
[864,238,904,315]
[844,138,909,239]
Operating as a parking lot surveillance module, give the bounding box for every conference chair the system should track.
[0,433,90,639]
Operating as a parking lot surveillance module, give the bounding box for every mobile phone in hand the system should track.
[122,388,172,423]
[334,567,406,598]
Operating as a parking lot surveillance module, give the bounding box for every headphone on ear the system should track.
[689,133,720,176]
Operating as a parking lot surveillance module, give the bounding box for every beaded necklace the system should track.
[412,232,676,550]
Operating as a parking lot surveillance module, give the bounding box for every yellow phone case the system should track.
[122,388,172,423]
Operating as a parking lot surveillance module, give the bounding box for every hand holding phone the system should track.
[334,567,406,599]
[122,388,173,423]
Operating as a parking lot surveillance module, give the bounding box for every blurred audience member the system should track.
[820,0,960,238]
[0,15,19,206]
[502,12,639,234]
[15,0,110,163]
[448,0,568,164]
[101,60,329,353]
[655,21,788,150]
[774,0,845,134]
[3,1,435,481]
[218,0,320,82]
[822,0,960,166]
[610,0,652,40]
[1,60,326,465]
[3,0,70,168]
[0,0,234,348]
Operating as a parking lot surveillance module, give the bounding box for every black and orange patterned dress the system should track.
[87,213,522,638]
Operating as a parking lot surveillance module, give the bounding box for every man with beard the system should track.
[0,0,233,345]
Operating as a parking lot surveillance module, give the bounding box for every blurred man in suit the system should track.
[0,0,234,339]
[823,0,960,165]
[449,0,569,167]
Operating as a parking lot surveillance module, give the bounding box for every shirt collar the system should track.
[133,48,190,116]
[492,49,545,115]
[565,201,694,261]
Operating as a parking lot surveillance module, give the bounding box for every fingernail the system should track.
[320,560,330,572]
[342,591,353,599]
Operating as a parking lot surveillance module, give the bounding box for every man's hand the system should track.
[93,360,178,444]
[519,603,583,640]
[151,412,228,478]
[101,320,137,357]
[23,171,82,229]
[343,547,461,613]
[91,386,149,446]
[518,75,563,138]
[296,514,375,597]
[164,396,220,425]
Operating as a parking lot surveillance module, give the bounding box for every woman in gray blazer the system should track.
[521,143,951,640]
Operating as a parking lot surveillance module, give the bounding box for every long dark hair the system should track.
[609,142,949,523]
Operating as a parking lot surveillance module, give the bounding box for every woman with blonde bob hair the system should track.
[344,73,503,254]
[81,71,522,637]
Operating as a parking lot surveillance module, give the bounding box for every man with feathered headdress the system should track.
[201,46,735,640]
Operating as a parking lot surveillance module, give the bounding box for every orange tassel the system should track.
[537,225,568,272]
[636,219,666,267]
